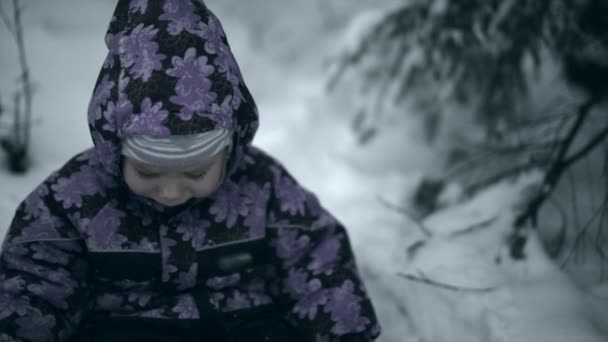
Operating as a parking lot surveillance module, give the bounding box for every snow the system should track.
[399,172,607,341]
[1,1,607,341]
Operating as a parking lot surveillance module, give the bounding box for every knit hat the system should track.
[121,129,232,167]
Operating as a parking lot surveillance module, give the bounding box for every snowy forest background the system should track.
[1,0,607,341]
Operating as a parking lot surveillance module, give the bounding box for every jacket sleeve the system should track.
[0,183,90,342]
[266,164,381,342]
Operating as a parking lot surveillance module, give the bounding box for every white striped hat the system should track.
[121,129,232,166]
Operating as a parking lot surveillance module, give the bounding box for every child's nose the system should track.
[158,181,184,201]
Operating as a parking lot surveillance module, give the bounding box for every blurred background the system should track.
[1,0,607,341]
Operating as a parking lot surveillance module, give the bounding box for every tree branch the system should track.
[515,98,597,228]
[562,124,608,169]
[449,216,499,238]
[0,1,14,35]
[378,196,432,237]
[398,271,498,293]
[560,202,605,268]
[13,0,32,153]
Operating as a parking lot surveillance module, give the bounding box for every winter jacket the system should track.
[0,0,381,341]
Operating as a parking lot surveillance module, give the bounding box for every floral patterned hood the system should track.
[87,0,258,179]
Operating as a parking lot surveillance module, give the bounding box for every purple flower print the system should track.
[0,275,26,293]
[96,293,124,310]
[128,292,152,307]
[101,81,134,135]
[119,24,166,81]
[90,131,120,176]
[139,308,166,318]
[101,101,117,132]
[293,281,328,320]
[166,47,217,120]
[129,0,148,14]
[206,273,240,290]
[209,181,247,228]
[88,74,115,122]
[209,95,235,129]
[271,167,308,216]
[159,0,201,35]
[123,98,170,137]
[324,280,370,335]
[131,237,159,251]
[176,264,197,291]
[173,295,199,319]
[284,269,327,320]
[241,182,270,238]
[193,13,225,54]
[285,268,310,298]
[308,233,342,276]
[230,83,244,110]
[248,291,272,307]
[88,205,128,249]
[0,293,29,320]
[245,279,272,306]
[43,268,77,289]
[103,32,122,69]
[27,281,73,310]
[68,212,91,229]
[175,211,208,244]
[209,292,225,309]
[160,225,178,282]
[15,310,56,341]
[22,183,49,220]
[225,290,251,311]
[31,244,69,266]
[15,213,64,244]
[52,165,105,209]
[274,229,310,268]
[236,150,256,172]
[315,335,331,342]
[213,43,241,79]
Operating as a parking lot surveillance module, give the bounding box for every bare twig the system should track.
[449,216,499,238]
[0,1,14,35]
[562,124,608,168]
[406,240,426,260]
[560,201,606,268]
[378,196,432,237]
[515,98,597,228]
[398,271,498,293]
[544,196,568,258]
[13,0,32,153]
[567,169,582,256]
[465,161,544,195]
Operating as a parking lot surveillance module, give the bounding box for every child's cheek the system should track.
[193,167,223,198]
[124,174,154,197]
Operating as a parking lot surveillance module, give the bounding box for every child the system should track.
[0,0,381,341]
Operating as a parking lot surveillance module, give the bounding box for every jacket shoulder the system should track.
[4,148,110,245]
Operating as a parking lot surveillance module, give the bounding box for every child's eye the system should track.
[135,169,160,179]
[185,171,208,180]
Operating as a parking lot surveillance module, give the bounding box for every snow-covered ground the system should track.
[1,1,606,341]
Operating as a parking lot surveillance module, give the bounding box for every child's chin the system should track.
[155,199,189,207]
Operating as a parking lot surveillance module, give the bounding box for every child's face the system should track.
[122,151,226,207]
